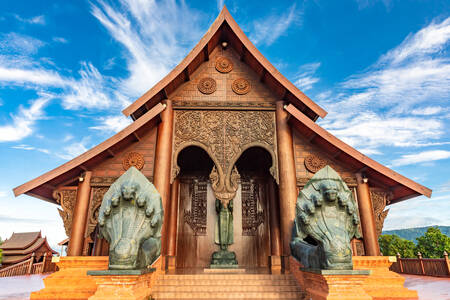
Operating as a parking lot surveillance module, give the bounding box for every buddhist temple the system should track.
[0,232,57,268]
[13,6,431,300]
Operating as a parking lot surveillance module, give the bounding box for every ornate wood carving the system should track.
[122,152,145,170]
[91,176,154,186]
[173,110,278,204]
[197,77,217,94]
[370,190,390,238]
[241,178,264,236]
[85,187,108,239]
[304,154,327,173]
[215,56,233,73]
[54,188,77,237]
[184,179,208,235]
[232,78,251,95]
[297,176,357,188]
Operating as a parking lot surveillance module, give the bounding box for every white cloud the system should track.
[90,115,132,133]
[294,62,320,91]
[0,67,66,86]
[62,62,113,109]
[57,138,90,160]
[249,4,300,46]
[319,17,450,154]
[91,0,204,98]
[11,144,50,154]
[217,0,224,11]
[411,106,445,116]
[0,95,51,142]
[52,37,68,44]
[391,150,450,166]
[0,33,45,55]
[13,14,46,25]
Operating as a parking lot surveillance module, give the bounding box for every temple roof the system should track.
[0,232,57,264]
[286,104,432,203]
[122,6,327,122]
[12,8,431,204]
[1,232,41,250]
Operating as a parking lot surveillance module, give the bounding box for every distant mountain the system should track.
[382,226,450,243]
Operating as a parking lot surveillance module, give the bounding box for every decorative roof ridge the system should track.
[121,5,327,120]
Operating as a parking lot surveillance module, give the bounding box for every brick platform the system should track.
[30,256,108,300]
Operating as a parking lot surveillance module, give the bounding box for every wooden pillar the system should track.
[166,178,179,269]
[68,171,92,256]
[355,173,379,256]
[268,178,282,271]
[153,100,173,256]
[275,101,297,258]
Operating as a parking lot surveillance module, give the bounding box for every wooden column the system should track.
[68,171,92,256]
[355,173,379,256]
[153,100,173,256]
[166,178,179,269]
[268,178,282,271]
[275,101,297,258]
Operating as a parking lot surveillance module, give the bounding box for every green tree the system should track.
[379,234,415,258]
[415,227,450,258]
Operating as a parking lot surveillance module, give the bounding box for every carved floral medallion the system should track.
[232,78,251,95]
[197,77,217,94]
[122,152,145,170]
[215,56,233,73]
[304,154,327,173]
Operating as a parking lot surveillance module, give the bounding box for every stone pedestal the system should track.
[353,256,418,300]
[302,269,371,300]
[30,256,108,300]
[289,256,371,300]
[87,270,154,300]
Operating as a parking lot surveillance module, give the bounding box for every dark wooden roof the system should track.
[122,6,327,122]
[13,103,164,203]
[1,232,57,264]
[1,232,41,250]
[286,104,432,203]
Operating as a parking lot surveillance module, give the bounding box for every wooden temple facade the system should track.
[13,7,431,272]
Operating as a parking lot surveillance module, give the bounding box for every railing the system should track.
[31,262,44,274]
[0,252,57,277]
[0,256,34,277]
[390,251,450,277]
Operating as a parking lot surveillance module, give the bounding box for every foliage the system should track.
[0,249,2,264]
[415,227,450,258]
[379,234,416,258]
[382,226,450,243]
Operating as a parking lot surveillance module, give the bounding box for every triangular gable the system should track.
[285,104,432,203]
[122,6,327,122]
[13,103,165,202]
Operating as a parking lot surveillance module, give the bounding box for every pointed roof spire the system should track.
[122,6,327,121]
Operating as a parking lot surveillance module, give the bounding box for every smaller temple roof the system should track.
[0,232,57,265]
[1,232,41,250]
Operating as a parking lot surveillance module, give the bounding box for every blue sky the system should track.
[0,0,449,250]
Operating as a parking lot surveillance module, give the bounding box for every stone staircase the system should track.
[150,273,305,300]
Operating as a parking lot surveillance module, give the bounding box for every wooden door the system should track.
[176,175,270,269]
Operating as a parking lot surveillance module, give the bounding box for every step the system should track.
[155,278,299,286]
[152,284,302,292]
[151,291,304,299]
[158,274,292,280]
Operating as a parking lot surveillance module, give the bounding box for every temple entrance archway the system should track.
[175,145,277,269]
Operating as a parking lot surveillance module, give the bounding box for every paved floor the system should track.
[0,273,448,299]
[403,274,450,300]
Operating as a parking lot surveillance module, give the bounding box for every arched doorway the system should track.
[232,147,274,268]
[175,146,278,269]
[175,146,215,268]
